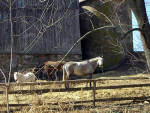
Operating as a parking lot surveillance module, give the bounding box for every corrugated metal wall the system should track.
[0,0,81,54]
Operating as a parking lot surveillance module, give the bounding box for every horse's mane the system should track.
[88,57,101,61]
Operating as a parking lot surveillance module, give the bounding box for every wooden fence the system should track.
[0,76,150,108]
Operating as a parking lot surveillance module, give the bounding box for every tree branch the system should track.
[0,68,7,83]
[52,25,115,72]
[120,28,142,40]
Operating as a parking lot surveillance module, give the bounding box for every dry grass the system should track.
[1,72,150,112]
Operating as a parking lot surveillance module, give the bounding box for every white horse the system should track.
[62,56,103,88]
[14,72,36,83]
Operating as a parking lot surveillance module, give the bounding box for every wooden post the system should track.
[93,81,96,107]
[6,85,9,113]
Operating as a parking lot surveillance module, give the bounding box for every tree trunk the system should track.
[127,0,150,71]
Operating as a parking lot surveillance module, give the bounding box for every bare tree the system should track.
[126,0,150,71]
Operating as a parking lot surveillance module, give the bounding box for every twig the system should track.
[23,0,73,53]
[82,5,114,26]
[120,28,142,40]
[0,68,6,83]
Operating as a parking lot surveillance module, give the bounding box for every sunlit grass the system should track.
[1,73,150,112]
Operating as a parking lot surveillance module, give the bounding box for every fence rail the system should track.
[1,96,150,107]
[0,76,150,109]
[1,83,150,94]
[0,76,150,86]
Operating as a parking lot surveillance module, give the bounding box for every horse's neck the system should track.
[88,59,98,69]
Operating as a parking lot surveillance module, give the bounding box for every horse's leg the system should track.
[50,72,54,81]
[41,72,45,80]
[55,69,59,81]
[86,74,92,87]
[47,72,50,80]
[89,74,93,87]
[63,67,69,89]
[47,69,54,81]
[47,71,51,81]
[44,71,48,80]
[66,74,70,88]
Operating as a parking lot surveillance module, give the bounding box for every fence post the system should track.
[93,81,96,107]
[6,84,10,113]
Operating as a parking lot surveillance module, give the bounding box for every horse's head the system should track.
[97,56,103,67]
[32,67,39,74]
[14,72,22,76]
[14,72,22,81]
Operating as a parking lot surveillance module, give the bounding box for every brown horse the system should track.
[33,61,66,81]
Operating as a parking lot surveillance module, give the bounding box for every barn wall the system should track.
[0,0,82,82]
[0,0,81,54]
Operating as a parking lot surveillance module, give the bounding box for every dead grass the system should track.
[1,72,150,112]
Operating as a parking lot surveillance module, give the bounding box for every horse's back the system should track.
[64,61,94,76]
[45,61,66,67]
[45,61,58,66]
[63,62,76,71]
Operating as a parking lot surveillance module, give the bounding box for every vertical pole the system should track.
[8,0,13,84]
[93,81,96,107]
[6,85,9,113]
[7,0,13,112]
